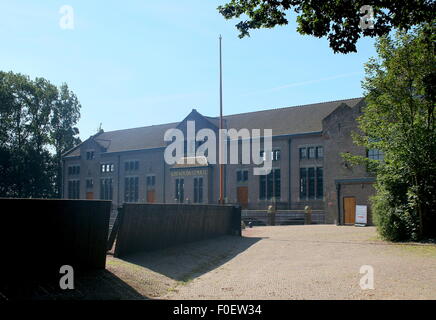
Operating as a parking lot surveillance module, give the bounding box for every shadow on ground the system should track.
[0,269,146,300]
[119,235,264,282]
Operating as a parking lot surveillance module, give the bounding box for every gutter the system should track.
[288,138,292,208]
[117,155,121,207]
[336,183,341,225]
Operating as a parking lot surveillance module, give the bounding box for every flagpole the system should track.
[219,35,224,205]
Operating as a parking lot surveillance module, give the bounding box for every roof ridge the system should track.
[99,97,363,135]
[101,121,179,135]
[214,97,363,119]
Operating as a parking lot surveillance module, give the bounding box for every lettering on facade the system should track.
[171,169,208,177]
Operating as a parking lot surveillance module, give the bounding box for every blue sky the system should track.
[0,1,377,140]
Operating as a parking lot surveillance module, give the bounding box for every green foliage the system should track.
[348,23,436,241]
[0,71,81,198]
[218,0,435,53]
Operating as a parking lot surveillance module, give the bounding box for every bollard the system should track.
[304,205,312,225]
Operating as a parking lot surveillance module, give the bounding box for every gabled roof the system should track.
[64,97,363,157]
[223,98,363,136]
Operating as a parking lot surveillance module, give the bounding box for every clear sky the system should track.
[0,1,377,140]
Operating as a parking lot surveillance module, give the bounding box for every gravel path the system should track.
[159,225,436,300]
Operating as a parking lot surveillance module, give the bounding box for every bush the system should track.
[372,189,420,242]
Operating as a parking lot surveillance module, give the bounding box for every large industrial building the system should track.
[62,97,380,225]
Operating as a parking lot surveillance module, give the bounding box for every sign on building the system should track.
[355,205,367,226]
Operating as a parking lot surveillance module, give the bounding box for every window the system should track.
[193,177,203,203]
[300,167,323,200]
[124,177,139,202]
[101,163,115,173]
[299,168,307,199]
[86,151,94,160]
[316,146,324,159]
[316,167,323,199]
[100,178,113,200]
[237,170,248,183]
[368,149,384,161]
[243,170,248,182]
[175,178,184,203]
[259,169,280,200]
[260,151,266,161]
[308,147,316,159]
[146,175,156,189]
[274,169,281,199]
[272,150,281,161]
[299,148,307,159]
[86,179,93,189]
[125,160,139,171]
[259,175,266,200]
[68,165,80,176]
[67,180,80,199]
[308,167,315,199]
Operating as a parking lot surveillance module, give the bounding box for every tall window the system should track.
[68,180,80,199]
[86,151,94,160]
[316,146,324,159]
[308,168,315,199]
[146,175,156,189]
[259,169,280,200]
[193,177,204,203]
[100,178,113,200]
[124,177,139,202]
[299,148,307,159]
[308,147,316,159]
[300,167,323,200]
[316,167,323,199]
[274,169,281,199]
[299,168,307,199]
[259,175,266,200]
[175,178,184,203]
[86,179,93,189]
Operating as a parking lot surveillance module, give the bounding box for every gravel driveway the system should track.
[108,225,436,300]
[163,225,436,299]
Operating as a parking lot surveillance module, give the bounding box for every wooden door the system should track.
[147,190,156,203]
[343,197,356,225]
[237,186,248,209]
[86,192,94,200]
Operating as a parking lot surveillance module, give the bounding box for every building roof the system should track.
[64,97,363,157]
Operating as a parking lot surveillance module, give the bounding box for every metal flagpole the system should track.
[219,35,224,204]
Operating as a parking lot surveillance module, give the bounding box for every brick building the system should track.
[62,97,380,224]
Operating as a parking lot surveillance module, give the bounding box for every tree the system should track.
[0,71,81,198]
[50,83,81,197]
[218,0,435,53]
[344,23,435,241]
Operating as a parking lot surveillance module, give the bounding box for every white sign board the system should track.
[355,205,367,226]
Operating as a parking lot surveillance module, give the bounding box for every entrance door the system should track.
[86,192,94,200]
[147,190,156,203]
[343,197,356,225]
[237,186,248,209]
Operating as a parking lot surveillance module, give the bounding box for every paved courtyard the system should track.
[107,225,436,300]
